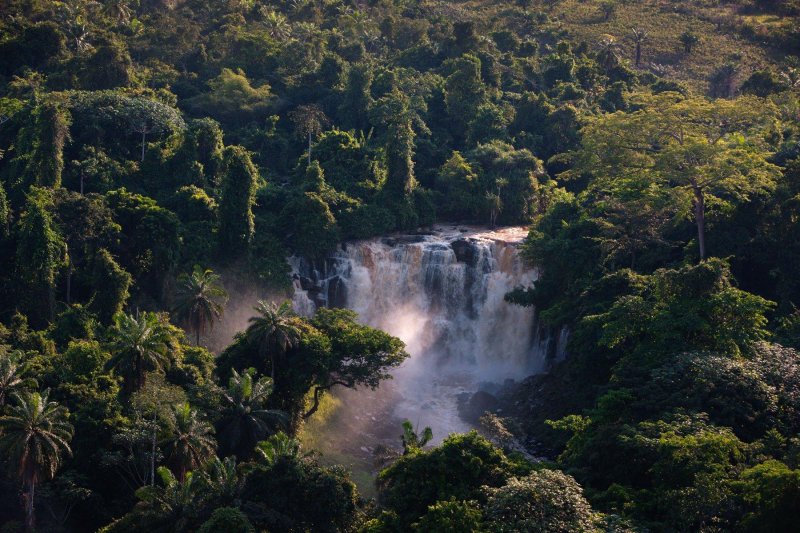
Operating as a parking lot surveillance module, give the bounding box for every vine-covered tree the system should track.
[217,146,258,258]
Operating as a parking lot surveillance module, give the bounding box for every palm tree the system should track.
[107,312,173,394]
[400,420,432,455]
[0,390,73,532]
[161,404,216,481]
[245,301,301,380]
[0,351,25,406]
[596,36,623,70]
[254,431,303,465]
[631,28,649,67]
[135,466,203,532]
[197,456,244,507]
[217,369,287,460]
[173,266,227,346]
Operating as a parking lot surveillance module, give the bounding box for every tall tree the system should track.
[90,249,132,324]
[289,104,329,165]
[370,88,423,198]
[631,28,649,67]
[161,403,216,481]
[27,101,71,188]
[0,391,73,533]
[173,265,227,345]
[216,369,286,460]
[15,187,66,322]
[444,54,486,139]
[574,92,780,260]
[106,311,173,394]
[245,301,300,380]
[217,146,258,258]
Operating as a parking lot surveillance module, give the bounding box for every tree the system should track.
[90,249,132,324]
[483,470,596,532]
[217,146,258,258]
[15,187,66,323]
[370,88,425,198]
[444,55,486,139]
[0,350,24,406]
[413,499,483,532]
[599,1,617,21]
[680,30,699,54]
[106,311,174,394]
[124,97,185,162]
[0,391,73,533]
[304,308,408,418]
[574,92,780,260]
[338,64,373,131]
[245,301,300,380]
[401,420,433,455]
[378,431,515,528]
[173,266,227,345]
[161,403,216,481]
[631,28,649,67]
[289,104,329,165]
[216,369,286,460]
[31,101,71,188]
[199,507,254,533]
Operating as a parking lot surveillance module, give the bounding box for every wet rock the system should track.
[396,234,427,244]
[328,276,348,308]
[451,238,477,265]
[459,390,499,422]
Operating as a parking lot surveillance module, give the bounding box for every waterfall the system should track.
[291,225,564,441]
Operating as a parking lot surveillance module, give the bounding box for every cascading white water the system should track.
[292,225,564,441]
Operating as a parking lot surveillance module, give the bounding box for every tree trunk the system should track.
[307,132,312,165]
[65,260,73,304]
[635,44,641,66]
[693,186,707,261]
[141,131,147,162]
[47,282,56,322]
[151,409,157,486]
[25,479,35,533]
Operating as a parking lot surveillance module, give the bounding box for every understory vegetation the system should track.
[1,0,800,531]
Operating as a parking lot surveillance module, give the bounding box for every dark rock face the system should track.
[451,238,476,265]
[328,276,348,309]
[458,390,499,422]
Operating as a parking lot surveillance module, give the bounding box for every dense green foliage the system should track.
[0,0,799,531]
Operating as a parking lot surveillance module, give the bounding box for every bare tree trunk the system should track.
[635,43,641,66]
[66,262,73,304]
[151,409,157,486]
[141,131,147,162]
[693,187,706,261]
[25,479,35,533]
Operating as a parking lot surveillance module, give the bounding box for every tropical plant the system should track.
[0,390,73,532]
[173,265,227,345]
[245,300,300,380]
[0,350,25,406]
[106,311,174,394]
[400,420,433,455]
[161,403,216,481]
[217,368,286,459]
[631,28,649,67]
[254,431,303,465]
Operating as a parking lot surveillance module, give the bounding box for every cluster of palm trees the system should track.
[0,263,308,530]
